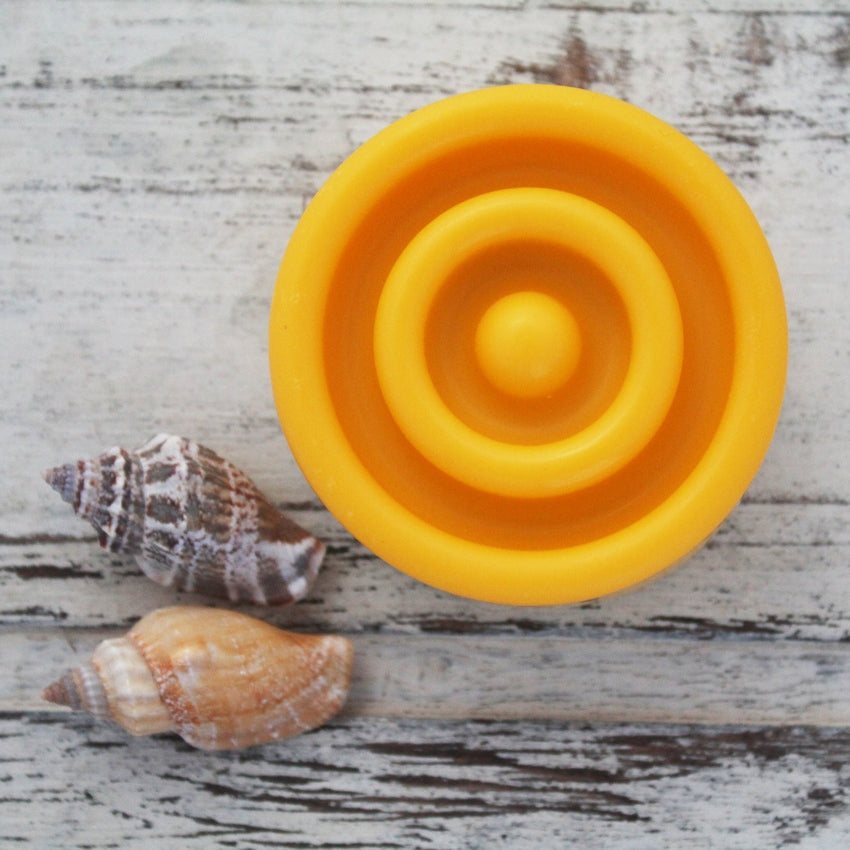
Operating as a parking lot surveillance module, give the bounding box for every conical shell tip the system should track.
[43,674,75,708]
[42,464,76,504]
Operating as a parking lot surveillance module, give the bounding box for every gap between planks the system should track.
[4,629,849,727]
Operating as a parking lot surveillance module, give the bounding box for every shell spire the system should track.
[43,674,84,710]
[43,434,325,605]
[42,606,354,750]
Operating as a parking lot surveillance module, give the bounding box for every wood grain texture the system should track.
[2,715,849,849]
[5,628,850,725]
[3,502,850,642]
[2,0,849,846]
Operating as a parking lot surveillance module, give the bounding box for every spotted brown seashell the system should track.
[42,606,354,750]
[43,433,325,605]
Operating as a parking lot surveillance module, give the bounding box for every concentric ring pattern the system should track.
[270,85,787,605]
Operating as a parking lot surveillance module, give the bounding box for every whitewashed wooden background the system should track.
[2,1,849,847]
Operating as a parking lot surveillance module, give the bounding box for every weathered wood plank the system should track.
[5,629,850,725]
[1,714,848,849]
[3,4,846,189]
[2,503,849,640]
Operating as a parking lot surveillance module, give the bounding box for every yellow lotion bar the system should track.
[269,85,787,606]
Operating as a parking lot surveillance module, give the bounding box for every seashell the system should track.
[42,606,354,750]
[43,433,325,605]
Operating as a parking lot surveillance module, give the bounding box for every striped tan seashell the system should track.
[43,434,325,605]
[43,606,353,750]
